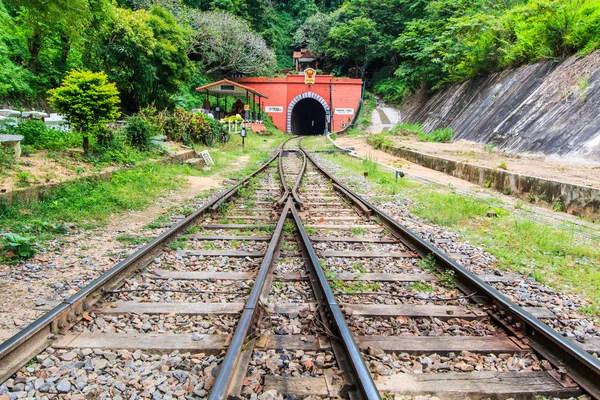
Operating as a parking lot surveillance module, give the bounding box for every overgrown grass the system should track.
[192,128,287,179]
[417,127,453,143]
[357,92,377,130]
[388,123,453,143]
[115,233,149,246]
[0,163,202,246]
[307,135,600,318]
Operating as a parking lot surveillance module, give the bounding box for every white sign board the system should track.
[265,106,284,113]
[200,150,214,166]
[335,108,354,115]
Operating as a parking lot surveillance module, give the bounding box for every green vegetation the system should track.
[48,70,120,153]
[124,116,156,151]
[326,269,381,293]
[409,281,434,292]
[308,135,600,317]
[1,233,37,260]
[115,233,149,246]
[417,127,453,143]
[3,0,600,111]
[168,235,189,250]
[0,163,199,246]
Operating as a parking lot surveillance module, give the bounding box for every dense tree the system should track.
[0,1,34,101]
[327,16,381,77]
[3,0,600,110]
[6,0,91,73]
[48,70,120,153]
[188,11,276,77]
[293,12,338,57]
[95,6,191,112]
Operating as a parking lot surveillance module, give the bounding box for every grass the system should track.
[192,128,287,179]
[306,135,600,318]
[1,163,199,243]
[115,233,149,246]
[409,282,434,292]
[387,122,453,143]
[357,92,377,130]
[417,127,453,143]
[145,215,171,229]
[0,125,287,260]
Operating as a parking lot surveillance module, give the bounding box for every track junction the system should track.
[0,137,599,399]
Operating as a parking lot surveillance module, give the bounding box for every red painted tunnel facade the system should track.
[235,75,363,134]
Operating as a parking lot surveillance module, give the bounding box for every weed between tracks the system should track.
[308,136,600,318]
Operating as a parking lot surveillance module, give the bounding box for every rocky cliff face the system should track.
[400,51,600,162]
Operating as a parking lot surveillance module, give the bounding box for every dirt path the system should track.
[393,136,600,189]
[337,136,483,191]
[0,174,222,341]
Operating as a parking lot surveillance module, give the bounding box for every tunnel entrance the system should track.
[290,98,327,135]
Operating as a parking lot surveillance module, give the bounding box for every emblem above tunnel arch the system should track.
[287,92,330,134]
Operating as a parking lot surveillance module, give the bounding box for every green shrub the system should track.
[48,70,120,154]
[157,107,229,147]
[418,127,453,143]
[373,78,409,105]
[0,146,15,173]
[2,233,36,260]
[372,133,393,149]
[124,115,156,151]
[8,120,76,150]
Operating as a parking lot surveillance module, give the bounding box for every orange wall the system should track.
[235,75,363,133]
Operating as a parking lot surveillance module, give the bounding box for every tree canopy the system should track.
[1,0,600,109]
[48,70,120,153]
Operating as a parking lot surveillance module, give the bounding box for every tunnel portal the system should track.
[290,98,327,135]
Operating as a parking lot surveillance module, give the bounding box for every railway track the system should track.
[0,137,599,399]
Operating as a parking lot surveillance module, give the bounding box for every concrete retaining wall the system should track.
[371,140,600,216]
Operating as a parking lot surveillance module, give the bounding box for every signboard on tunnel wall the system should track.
[304,68,316,85]
[266,106,284,113]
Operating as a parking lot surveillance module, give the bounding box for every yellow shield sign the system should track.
[304,68,316,85]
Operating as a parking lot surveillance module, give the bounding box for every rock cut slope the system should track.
[401,50,600,162]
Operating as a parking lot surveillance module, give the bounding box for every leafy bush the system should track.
[372,133,393,149]
[418,127,453,143]
[373,78,409,105]
[0,143,15,164]
[2,233,36,260]
[157,107,229,147]
[7,120,76,150]
[124,115,156,151]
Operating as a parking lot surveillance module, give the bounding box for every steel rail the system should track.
[289,201,381,400]
[276,138,295,205]
[208,199,291,400]
[291,146,306,210]
[300,142,600,399]
[0,149,283,384]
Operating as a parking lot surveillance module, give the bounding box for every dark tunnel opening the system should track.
[291,98,327,135]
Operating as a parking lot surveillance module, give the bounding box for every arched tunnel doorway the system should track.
[290,98,327,135]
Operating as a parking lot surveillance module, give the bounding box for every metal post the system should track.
[329,78,333,134]
[216,94,220,119]
[245,91,250,121]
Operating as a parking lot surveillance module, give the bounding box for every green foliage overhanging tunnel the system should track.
[1,0,600,110]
